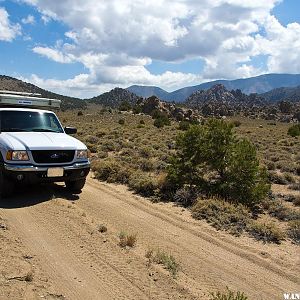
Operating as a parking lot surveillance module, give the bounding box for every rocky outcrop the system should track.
[139,96,201,122]
[185,84,265,116]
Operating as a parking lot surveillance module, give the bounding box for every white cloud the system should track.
[32,46,75,63]
[17,0,300,96]
[21,14,35,25]
[257,16,300,74]
[0,7,21,41]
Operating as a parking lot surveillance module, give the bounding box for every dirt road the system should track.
[0,176,299,300]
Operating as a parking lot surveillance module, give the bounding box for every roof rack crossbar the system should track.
[0,90,42,96]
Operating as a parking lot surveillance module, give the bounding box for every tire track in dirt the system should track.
[1,186,198,300]
[77,177,299,300]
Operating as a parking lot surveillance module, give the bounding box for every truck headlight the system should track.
[76,149,90,159]
[6,150,29,161]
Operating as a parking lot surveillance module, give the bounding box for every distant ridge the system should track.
[261,85,300,102]
[127,74,300,102]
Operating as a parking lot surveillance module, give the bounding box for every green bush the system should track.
[167,119,270,207]
[288,124,300,137]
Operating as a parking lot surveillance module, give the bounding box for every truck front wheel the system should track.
[0,171,14,198]
[65,178,86,193]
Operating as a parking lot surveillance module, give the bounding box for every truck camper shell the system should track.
[0,90,61,109]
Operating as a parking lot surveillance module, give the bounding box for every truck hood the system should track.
[0,132,87,151]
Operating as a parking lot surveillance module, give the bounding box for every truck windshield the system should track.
[0,111,64,133]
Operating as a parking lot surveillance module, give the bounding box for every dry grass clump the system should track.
[191,198,250,236]
[146,248,180,277]
[209,287,248,300]
[119,231,137,248]
[247,221,285,244]
[287,220,300,244]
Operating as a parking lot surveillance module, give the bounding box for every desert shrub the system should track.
[119,232,137,248]
[139,146,152,158]
[178,120,191,131]
[92,159,119,181]
[265,160,275,171]
[168,119,270,207]
[288,124,300,137]
[119,101,132,111]
[133,105,142,114]
[154,116,171,128]
[210,287,248,300]
[146,248,180,277]
[267,171,288,185]
[293,196,300,206]
[287,220,300,244]
[267,201,300,221]
[174,186,198,207]
[192,198,250,236]
[247,221,285,244]
[101,141,117,152]
[232,120,242,127]
[92,159,131,184]
[295,165,300,176]
[283,173,295,183]
[85,135,99,144]
[289,183,300,191]
[138,158,155,172]
[118,119,125,125]
[128,171,158,196]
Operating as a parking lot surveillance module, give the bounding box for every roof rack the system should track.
[0,90,42,96]
[0,91,61,109]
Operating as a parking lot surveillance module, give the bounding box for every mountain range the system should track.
[1,74,300,111]
[127,74,300,102]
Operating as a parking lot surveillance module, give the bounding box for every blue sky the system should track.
[0,0,300,97]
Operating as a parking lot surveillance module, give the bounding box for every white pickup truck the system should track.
[0,91,90,197]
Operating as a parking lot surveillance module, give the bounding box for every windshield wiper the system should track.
[31,128,60,133]
[1,128,30,132]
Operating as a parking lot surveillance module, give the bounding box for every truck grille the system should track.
[31,150,75,164]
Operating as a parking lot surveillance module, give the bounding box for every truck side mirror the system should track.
[64,127,77,134]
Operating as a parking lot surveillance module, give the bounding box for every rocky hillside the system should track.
[185,84,265,116]
[88,87,142,108]
[0,75,86,110]
[261,85,300,102]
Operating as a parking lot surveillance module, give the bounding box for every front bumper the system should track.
[2,161,90,184]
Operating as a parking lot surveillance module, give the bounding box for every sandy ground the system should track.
[0,175,299,300]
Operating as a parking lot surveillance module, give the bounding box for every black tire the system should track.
[0,171,14,198]
[65,178,86,193]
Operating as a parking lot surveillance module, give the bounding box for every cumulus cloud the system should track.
[33,46,75,63]
[18,0,300,96]
[257,16,300,74]
[21,14,35,25]
[0,7,21,41]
